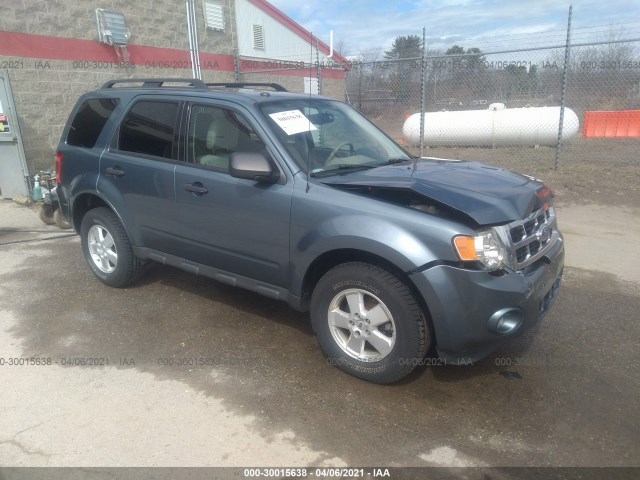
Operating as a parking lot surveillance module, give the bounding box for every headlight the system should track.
[453,229,508,271]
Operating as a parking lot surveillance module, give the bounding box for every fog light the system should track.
[488,308,523,335]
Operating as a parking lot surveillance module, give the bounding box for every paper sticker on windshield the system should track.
[269,110,317,136]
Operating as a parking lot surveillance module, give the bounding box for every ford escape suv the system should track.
[55,78,564,383]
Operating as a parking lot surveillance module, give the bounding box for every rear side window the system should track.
[67,98,119,148]
[118,100,178,159]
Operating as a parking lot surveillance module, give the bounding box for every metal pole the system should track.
[555,5,572,169]
[233,50,240,81]
[186,1,196,78]
[192,0,201,78]
[316,39,322,95]
[419,27,426,158]
[186,0,201,79]
[358,64,363,110]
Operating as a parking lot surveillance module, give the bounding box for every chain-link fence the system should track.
[344,37,640,177]
[231,22,638,198]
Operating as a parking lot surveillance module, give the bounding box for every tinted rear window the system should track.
[118,100,178,159]
[67,98,119,148]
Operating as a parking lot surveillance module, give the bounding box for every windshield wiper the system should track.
[310,158,414,177]
[310,164,378,177]
[380,158,414,166]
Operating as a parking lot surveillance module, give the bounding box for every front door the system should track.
[174,102,292,287]
[0,69,29,198]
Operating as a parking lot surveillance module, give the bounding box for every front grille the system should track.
[505,206,558,270]
[516,239,542,263]
[509,209,551,243]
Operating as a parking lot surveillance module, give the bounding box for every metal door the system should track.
[0,69,29,198]
[174,101,292,286]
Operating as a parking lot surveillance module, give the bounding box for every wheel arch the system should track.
[71,192,140,246]
[299,248,437,348]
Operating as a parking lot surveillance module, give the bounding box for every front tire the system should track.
[311,262,430,383]
[80,207,143,287]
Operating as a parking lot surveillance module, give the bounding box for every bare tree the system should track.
[333,38,351,58]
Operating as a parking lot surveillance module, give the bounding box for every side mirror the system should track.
[229,152,280,183]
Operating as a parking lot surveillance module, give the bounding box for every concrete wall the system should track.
[6,64,234,172]
[0,0,237,50]
[0,0,345,173]
[0,0,235,172]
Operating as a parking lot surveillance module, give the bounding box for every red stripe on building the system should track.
[0,31,117,62]
[239,67,345,79]
[0,30,343,79]
[196,52,236,71]
[0,31,234,71]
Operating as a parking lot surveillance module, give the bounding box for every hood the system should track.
[318,159,547,225]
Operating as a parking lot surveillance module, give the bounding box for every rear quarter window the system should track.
[117,100,178,159]
[67,98,119,148]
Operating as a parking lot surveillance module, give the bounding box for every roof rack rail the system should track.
[206,82,288,92]
[101,78,209,89]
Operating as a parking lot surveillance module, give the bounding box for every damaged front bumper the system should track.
[409,234,564,364]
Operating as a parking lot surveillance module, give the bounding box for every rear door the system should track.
[174,100,293,287]
[98,96,182,255]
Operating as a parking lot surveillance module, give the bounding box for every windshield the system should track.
[259,99,412,176]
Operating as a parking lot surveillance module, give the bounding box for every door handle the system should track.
[184,183,208,195]
[105,167,125,177]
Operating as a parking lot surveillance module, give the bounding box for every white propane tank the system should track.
[402,106,579,146]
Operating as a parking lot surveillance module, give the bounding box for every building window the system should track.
[203,1,224,31]
[252,24,265,50]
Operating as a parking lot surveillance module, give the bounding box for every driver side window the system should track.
[187,105,266,172]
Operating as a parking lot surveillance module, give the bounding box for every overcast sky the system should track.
[269,0,640,55]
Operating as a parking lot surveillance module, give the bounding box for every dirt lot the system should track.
[372,114,640,207]
[421,140,640,208]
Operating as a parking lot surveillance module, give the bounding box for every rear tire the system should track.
[310,262,430,384]
[80,207,143,287]
[38,205,55,225]
[53,208,72,229]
